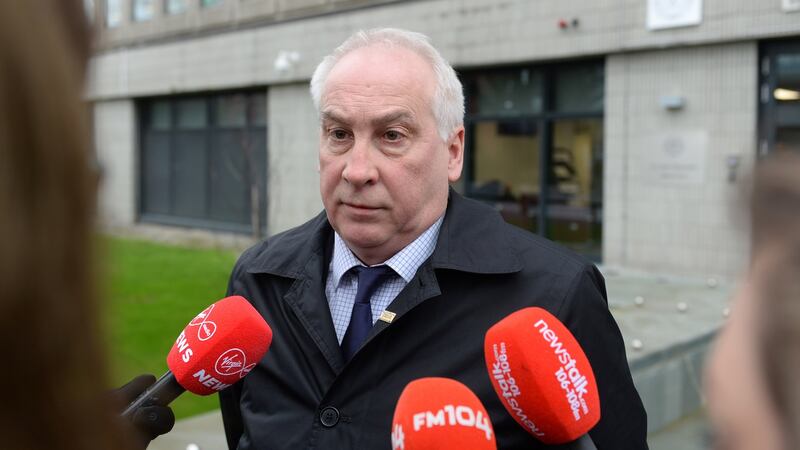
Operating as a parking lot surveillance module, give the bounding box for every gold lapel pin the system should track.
[379,310,397,324]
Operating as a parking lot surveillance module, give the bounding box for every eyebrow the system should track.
[371,111,416,127]
[320,110,416,127]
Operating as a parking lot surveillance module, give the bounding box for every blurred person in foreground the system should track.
[0,1,172,448]
[706,152,800,450]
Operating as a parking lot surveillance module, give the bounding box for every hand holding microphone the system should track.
[484,307,600,449]
[121,295,272,421]
[391,377,496,450]
[111,374,176,449]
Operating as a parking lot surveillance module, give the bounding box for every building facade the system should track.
[87,0,800,278]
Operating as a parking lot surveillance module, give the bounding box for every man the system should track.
[220,28,647,449]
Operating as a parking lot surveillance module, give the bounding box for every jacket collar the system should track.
[244,210,331,278]
[429,190,523,274]
[245,189,523,278]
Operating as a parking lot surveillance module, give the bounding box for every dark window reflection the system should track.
[139,91,267,232]
[468,69,543,116]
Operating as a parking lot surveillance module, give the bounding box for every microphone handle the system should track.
[121,371,185,419]
[572,434,598,450]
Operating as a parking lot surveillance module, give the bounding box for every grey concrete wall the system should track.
[631,334,711,433]
[267,83,324,234]
[94,100,137,226]
[604,42,757,278]
[86,0,791,277]
[95,0,401,49]
[88,0,800,100]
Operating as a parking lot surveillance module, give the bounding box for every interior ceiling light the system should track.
[774,88,800,101]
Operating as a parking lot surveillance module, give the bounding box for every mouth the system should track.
[342,202,382,212]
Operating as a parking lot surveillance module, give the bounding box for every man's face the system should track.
[318,45,463,264]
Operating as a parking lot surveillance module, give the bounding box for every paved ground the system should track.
[104,223,257,253]
[649,408,711,450]
[145,262,735,450]
[149,410,226,450]
[603,266,733,362]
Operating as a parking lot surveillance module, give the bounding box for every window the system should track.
[166,0,188,14]
[139,91,268,233]
[106,0,122,27]
[462,61,605,260]
[133,0,155,22]
[760,41,800,155]
[470,69,543,116]
[201,0,221,7]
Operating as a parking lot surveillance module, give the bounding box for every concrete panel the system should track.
[94,100,137,226]
[603,42,756,278]
[90,0,800,99]
[632,344,709,433]
[267,83,324,235]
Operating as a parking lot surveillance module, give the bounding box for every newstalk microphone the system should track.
[391,377,496,450]
[484,307,600,449]
[121,295,272,418]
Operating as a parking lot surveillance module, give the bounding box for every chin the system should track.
[342,232,387,250]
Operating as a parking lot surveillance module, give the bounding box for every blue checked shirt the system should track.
[325,216,444,344]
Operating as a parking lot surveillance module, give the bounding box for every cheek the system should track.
[383,160,424,196]
[413,148,451,194]
[318,157,342,198]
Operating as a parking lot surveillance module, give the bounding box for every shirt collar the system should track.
[330,215,445,287]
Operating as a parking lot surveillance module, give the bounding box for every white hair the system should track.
[309,28,464,141]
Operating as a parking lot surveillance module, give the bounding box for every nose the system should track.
[342,138,378,187]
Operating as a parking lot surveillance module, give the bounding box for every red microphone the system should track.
[121,296,272,418]
[391,377,496,450]
[484,307,600,446]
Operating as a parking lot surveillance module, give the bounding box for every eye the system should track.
[384,130,404,142]
[331,129,349,140]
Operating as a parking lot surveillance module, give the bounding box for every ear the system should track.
[446,126,465,183]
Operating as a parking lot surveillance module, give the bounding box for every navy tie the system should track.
[341,265,394,361]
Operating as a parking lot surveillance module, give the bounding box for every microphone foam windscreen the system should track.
[391,377,496,450]
[166,296,272,395]
[484,307,600,444]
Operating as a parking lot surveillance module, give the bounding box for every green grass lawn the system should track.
[102,237,241,419]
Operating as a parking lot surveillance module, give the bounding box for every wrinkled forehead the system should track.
[320,44,437,112]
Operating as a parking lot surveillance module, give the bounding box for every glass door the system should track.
[545,119,604,260]
[760,41,800,155]
[468,119,541,234]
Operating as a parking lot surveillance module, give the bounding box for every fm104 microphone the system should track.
[121,295,272,418]
[484,307,600,448]
[391,377,496,450]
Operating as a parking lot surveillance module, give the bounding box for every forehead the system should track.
[320,44,436,120]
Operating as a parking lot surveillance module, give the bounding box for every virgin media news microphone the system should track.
[484,307,600,449]
[121,295,272,418]
[391,377,496,450]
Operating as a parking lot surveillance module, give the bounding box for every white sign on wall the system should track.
[784,0,800,12]
[647,0,703,30]
[644,131,708,185]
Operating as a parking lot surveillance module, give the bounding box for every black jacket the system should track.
[220,191,647,449]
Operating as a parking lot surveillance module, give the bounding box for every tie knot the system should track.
[350,265,394,304]
[352,264,394,277]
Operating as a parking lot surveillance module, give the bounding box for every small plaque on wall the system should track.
[644,131,708,185]
[784,0,800,12]
[647,0,703,30]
